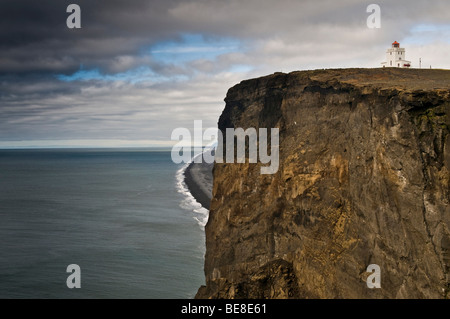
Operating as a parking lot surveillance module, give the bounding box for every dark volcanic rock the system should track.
[196,68,450,299]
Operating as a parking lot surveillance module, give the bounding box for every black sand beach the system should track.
[184,160,213,210]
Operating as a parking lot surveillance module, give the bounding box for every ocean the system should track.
[0,148,207,298]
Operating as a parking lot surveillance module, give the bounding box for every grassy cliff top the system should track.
[288,68,450,91]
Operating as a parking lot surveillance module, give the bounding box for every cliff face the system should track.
[196,68,450,299]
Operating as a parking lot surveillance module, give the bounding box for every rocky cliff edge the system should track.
[197,68,450,299]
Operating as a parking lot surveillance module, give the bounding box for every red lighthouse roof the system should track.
[392,41,399,45]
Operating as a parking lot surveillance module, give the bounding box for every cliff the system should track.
[196,68,450,299]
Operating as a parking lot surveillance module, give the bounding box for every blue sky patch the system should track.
[406,23,450,44]
[149,33,242,64]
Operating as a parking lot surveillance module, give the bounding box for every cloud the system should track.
[0,0,449,147]
[2,0,448,75]
[0,71,246,144]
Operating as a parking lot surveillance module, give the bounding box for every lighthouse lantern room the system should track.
[381,41,411,68]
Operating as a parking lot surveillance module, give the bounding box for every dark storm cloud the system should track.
[1,0,448,75]
[0,0,181,74]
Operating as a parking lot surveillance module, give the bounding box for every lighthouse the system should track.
[381,41,411,68]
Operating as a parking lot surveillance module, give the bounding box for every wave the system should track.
[175,145,215,229]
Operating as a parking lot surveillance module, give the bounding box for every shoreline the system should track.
[184,160,213,210]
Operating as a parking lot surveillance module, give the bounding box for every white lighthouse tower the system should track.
[381,41,411,68]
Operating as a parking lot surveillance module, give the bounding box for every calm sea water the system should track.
[0,149,206,298]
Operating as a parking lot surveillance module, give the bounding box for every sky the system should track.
[0,0,449,148]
